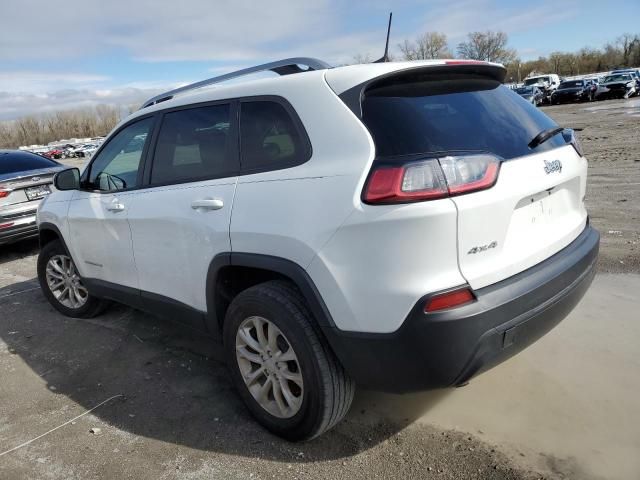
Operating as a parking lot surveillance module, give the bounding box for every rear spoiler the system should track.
[338,62,506,118]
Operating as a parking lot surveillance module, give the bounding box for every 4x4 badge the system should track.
[468,241,498,255]
[544,160,562,174]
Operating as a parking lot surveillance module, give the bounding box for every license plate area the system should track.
[25,184,51,200]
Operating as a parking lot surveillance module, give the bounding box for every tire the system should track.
[37,240,108,318]
[223,280,354,441]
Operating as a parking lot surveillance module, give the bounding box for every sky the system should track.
[1,0,638,120]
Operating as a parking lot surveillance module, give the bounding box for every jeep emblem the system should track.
[544,160,562,174]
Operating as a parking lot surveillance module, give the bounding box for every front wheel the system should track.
[37,240,108,318]
[224,280,354,441]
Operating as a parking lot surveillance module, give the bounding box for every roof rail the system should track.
[140,57,331,109]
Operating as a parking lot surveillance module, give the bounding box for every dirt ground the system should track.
[544,98,640,273]
[0,98,639,479]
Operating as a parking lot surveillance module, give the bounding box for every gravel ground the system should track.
[0,97,638,479]
[544,98,640,273]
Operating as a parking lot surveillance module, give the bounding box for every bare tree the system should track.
[0,105,123,149]
[456,31,517,64]
[399,32,451,60]
[352,53,373,64]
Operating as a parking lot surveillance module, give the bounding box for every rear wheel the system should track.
[224,280,354,441]
[37,240,107,318]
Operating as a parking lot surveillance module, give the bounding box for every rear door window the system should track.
[362,75,565,160]
[240,100,310,173]
[151,104,237,185]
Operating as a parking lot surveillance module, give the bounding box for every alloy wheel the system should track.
[45,254,88,309]
[235,316,304,418]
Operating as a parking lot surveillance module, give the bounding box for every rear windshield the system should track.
[362,75,566,160]
[0,151,58,175]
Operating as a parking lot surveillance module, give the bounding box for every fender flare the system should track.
[205,252,336,334]
[38,222,71,255]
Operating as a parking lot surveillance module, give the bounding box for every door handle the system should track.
[191,198,224,211]
[106,200,125,212]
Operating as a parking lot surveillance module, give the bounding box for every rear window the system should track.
[362,75,566,160]
[0,151,58,175]
[240,101,309,172]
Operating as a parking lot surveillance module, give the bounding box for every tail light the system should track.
[0,189,11,198]
[363,154,500,204]
[424,287,475,312]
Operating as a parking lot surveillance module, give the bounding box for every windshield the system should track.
[524,77,549,86]
[558,81,583,89]
[0,151,58,175]
[604,74,631,83]
[515,86,533,94]
[361,76,565,161]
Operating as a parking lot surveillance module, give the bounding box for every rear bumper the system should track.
[0,212,38,245]
[322,225,599,393]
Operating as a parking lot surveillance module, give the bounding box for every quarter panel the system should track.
[308,199,465,333]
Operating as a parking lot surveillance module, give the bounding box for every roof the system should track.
[121,58,505,128]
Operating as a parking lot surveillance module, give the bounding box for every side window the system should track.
[87,117,153,192]
[151,104,235,185]
[240,100,309,172]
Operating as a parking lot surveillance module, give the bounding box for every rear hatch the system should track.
[352,65,588,289]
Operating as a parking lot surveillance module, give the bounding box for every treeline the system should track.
[358,31,640,82]
[0,105,134,149]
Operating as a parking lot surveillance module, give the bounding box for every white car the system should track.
[36,58,599,440]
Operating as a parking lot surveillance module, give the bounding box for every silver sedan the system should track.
[0,150,65,245]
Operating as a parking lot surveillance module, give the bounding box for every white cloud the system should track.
[0,0,584,119]
[0,0,333,62]
[0,87,162,120]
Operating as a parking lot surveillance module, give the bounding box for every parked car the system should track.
[43,148,64,159]
[63,145,82,158]
[595,73,638,99]
[514,85,545,106]
[74,144,99,158]
[523,74,561,103]
[36,58,599,440]
[610,69,640,91]
[550,79,596,104]
[0,150,64,245]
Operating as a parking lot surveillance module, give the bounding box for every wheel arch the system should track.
[205,253,336,336]
[38,222,71,254]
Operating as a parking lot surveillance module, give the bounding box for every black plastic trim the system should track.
[38,222,71,254]
[204,252,336,334]
[83,278,208,332]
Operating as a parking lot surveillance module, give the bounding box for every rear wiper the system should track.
[528,126,564,149]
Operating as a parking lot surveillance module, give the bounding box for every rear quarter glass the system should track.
[361,75,566,161]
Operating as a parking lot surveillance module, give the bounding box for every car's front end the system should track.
[552,87,585,104]
[596,75,637,99]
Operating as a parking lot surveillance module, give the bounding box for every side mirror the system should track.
[54,168,80,191]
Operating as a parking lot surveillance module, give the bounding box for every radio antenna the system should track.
[374,12,393,63]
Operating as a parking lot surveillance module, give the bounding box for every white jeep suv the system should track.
[37,58,599,441]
